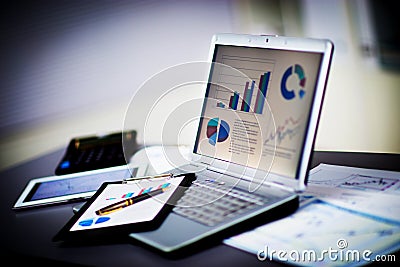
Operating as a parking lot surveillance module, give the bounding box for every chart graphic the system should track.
[214,55,274,115]
[105,183,171,201]
[339,175,399,191]
[281,64,306,100]
[206,118,230,146]
[264,116,301,145]
[122,192,134,198]
[79,216,110,227]
[216,102,225,108]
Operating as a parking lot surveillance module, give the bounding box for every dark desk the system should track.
[1,149,399,266]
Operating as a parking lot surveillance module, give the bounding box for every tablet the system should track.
[52,173,195,242]
[13,164,146,210]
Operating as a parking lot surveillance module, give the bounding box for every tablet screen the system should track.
[71,176,185,232]
[27,168,137,202]
[52,173,195,241]
[13,165,145,210]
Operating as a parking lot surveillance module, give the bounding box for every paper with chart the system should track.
[224,199,400,266]
[305,164,400,222]
[307,164,400,195]
[224,164,400,266]
[69,176,184,231]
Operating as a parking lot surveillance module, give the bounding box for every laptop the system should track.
[129,33,334,254]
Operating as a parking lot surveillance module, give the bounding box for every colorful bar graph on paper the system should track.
[122,192,134,198]
[143,187,153,194]
[254,72,270,114]
[157,182,171,189]
[161,183,170,188]
[229,91,240,110]
[104,182,171,202]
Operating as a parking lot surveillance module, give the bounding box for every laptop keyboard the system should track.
[173,178,267,227]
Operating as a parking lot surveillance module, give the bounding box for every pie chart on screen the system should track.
[206,118,230,146]
[281,64,306,100]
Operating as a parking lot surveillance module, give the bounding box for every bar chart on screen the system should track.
[214,55,275,115]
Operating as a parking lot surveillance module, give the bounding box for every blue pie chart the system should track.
[281,64,306,100]
[78,216,111,227]
[206,118,230,146]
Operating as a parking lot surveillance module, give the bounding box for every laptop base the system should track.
[129,195,299,258]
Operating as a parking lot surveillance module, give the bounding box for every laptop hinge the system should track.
[205,165,249,180]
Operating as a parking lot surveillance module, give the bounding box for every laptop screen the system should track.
[193,44,323,179]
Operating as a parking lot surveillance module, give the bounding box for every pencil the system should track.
[95,186,170,216]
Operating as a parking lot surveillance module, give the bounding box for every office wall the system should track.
[298,0,400,154]
[0,0,399,171]
[0,0,235,170]
[234,0,400,155]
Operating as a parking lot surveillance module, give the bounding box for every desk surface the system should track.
[1,149,399,266]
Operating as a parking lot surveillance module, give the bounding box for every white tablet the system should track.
[12,164,147,210]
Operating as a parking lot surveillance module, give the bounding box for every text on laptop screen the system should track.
[194,44,323,179]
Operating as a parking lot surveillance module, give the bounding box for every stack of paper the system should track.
[224,164,400,266]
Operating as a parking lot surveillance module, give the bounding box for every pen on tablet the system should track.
[123,173,187,183]
[123,173,172,183]
[95,186,171,216]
